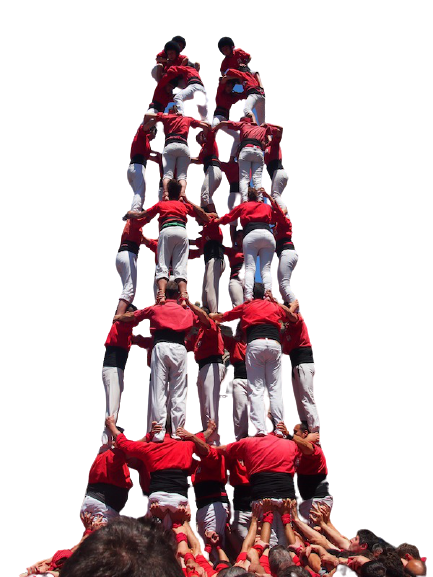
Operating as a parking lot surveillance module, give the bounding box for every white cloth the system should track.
[147,491,190,529]
[162,142,190,181]
[148,342,188,442]
[197,362,226,444]
[232,378,248,440]
[292,362,319,432]
[238,145,264,202]
[174,83,208,120]
[277,249,298,304]
[80,495,119,523]
[244,93,265,124]
[197,502,229,545]
[127,162,146,211]
[232,509,251,541]
[212,114,240,157]
[202,257,225,313]
[246,339,283,435]
[116,250,137,303]
[243,229,275,301]
[229,277,244,307]
[299,495,333,526]
[101,366,124,445]
[201,166,223,207]
[156,226,189,281]
[271,168,289,211]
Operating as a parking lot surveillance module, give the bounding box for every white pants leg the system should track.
[299,495,333,526]
[277,249,298,304]
[197,362,226,444]
[232,378,249,440]
[101,366,124,444]
[271,169,289,211]
[202,258,225,313]
[116,250,137,303]
[246,339,283,435]
[148,342,188,442]
[80,495,119,523]
[200,166,223,207]
[127,162,146,211]
[174,83,208,120]
[212,115,240,157]
[162,142,191,181]
[242,229,275,300]
[197,502,229,545]
[244,93,266,124]
[147,491,190,529]
[156,226,189,281]
[232,510,251,541]
[291,363,319,432]
[229,277,244,307]
[238,146,264,202]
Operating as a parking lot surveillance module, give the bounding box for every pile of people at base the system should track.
[21,37,426,577]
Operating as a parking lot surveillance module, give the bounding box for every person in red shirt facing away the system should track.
[264,124,289,212]
[186,300,226,445]
[222,322,248,440]
[279,422,332,524]
[211,283,291,436]
[262,190,298,305]
[190,128,222,211]
[161,64,208,121]
[124,180,209,305]
[146,73,178,115]
[127,117,159,212]
[113,281,199,442]
[216,188,277,301]
[106,415,209,529]
[214,113,272,202]
[223,229,245,307]
[151,38,188,82]
[101,305,138,446]
[218,37,251,74]
[212,77,246,158]
[224,65,266,125]
[281,300,319,433]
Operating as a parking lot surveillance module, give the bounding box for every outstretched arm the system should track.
[175,427,209,457]
[185,299,211,328]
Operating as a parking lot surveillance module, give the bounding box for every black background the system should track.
[14,28,428,565]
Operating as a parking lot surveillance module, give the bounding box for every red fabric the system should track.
[156,49,187,69]
[176,532,188,543]
[224,118,270,146]
[195,554,217,576]
[281,513,291,524]
[105,319,139,351]
[223,246,244,269]
[88,447,133,489]
[194,319,225,362]
[221,299,289,332]
[260,554,271,574]
[220,48,251,73]
[130,125,152,160]
[262,511,274,524]
[156,112,202,140]
[281,313,312,354]
[150,81,174,109]
[120,216,147,245]
[226,457,250,487]
[225,434,302,477]
[215,82,245,112]
[264,134,282,165]
[163,65,202,85]
[220,159,239,184]
[49,550,73,570]
[236,552,248,562]
[197,217,223,245]
[197,131,219,164]
[225,68,260,93]
[253,543,265,556]
[184,552,195,563]
[134,299,198,334]
[219,200,275,228]
[191,444,227,486]
[222,334,246,364]
[145,199,196,229]
[273,203,293,242]
[127,457,150,495]
[297,443,328,475]
[83,528,93,536]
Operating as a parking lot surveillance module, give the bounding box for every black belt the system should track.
[165,133,188,146]
[247,324,280,344]
[246,87,265,97]
[233,484,252,511]
[250,472,295,501]
[203,155,221,173]
[194,481,229,509]
[153,329,186,346]
[103,346,129,371]
[149,469,189,498]
[297,475,329,500]
[233,361,247,379]
[86,482,129,513]
[198,355,223,370]
[276,238,295,257]
[229,182,240,193]
[187,79,204,87]
[203,240,224,263]
[239,138,264,152]
[130,154,148,166]
[290,346,314,366]
[266,159,284,179]
[118,240,140,255]
[230,262,243,280]
[214,106,229,118]
[243,222,271,237]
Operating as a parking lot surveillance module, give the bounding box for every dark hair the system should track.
[298,422,309,433]
[396,544,421,560]
[269,545,294,575]
[166,280,179,299]
[149,125,158,136]
[278,566,310,577]
[126,303,137,313]
[361,561,388,577]
[247,187,259,201]
[167,179,182,199]
[164,41,181,56]
[377,551,405,577]
[172,35,186,49]
[358,529,392,552]
[253,282,265,300]
[201,305,210,315]
[218,37,235,53]
[61,516,183,577]
[218,568,248,577]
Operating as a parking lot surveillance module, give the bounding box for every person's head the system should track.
[247,187,260,202]
[293,423,309,439]
[269,545,294,575]
[166,280,180,300]
[252,282,265,300]
[404,560,426,576]
[350,530,385,553]
[277,564,310,577]
[218,36,235,56]
[172,35,186,51]
[196,130,206,145]
[377,551,405,577]
[220,324,233,338]
[218,568,248,577]
[361,561,388,577]
[126,304,138,313]
[396,544,421,563]
[167,179,182,199]
[148,125,157,140]
[164,40,181,61]
[234,229,243,247]
[60,516,183,577]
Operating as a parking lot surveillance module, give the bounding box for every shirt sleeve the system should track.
[115,433,148,459]
[225,440,245,461]
[190,118,202,129]
[225,68,247,82]
[134,306,153,323]
[144,202,160,221]
[134,336,153,349]
[221,303,245,323]
[218,203,243,225]
[223,120,242,131]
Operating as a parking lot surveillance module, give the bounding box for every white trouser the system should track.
[116,250,137,303]
[232,378,248,440]
[271,169,289,211]
[292,363,319,432]
[148,342,188,442]
[212,114,240,157]
[127,162,146,211]
[246,339,283,435]
[197,362,226,444]
[148,491,190,529]
[277,249,298,304]
[238,146,264,202]
[299,495,333,526]
[201,166,223,207]
[197,502,229,545]
[101,366,124,445]
[202,257,225,313]
[156,226,189,281]
[232,510,251,541]
[244,93,266,125]
[80,495,119,524]
[229,277,244,307]
[243,229,275,301]
[174,83,208,120]
[162,142,190,181]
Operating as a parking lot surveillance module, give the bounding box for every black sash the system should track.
[243,222,271,237]
[266,158,284,178]
[149,469,189,497]
[118,240,140,255]
[86,482,129,513]
[130,154,148,166]
[247,324,280,344]
[250,472,295,501]
[276,238,295,257]
[103,346,129,371]
[297,475,329,500]
[153,329,186,346]
[290,346,314,366]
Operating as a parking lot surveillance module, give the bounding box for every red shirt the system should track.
[215,82,245,115]
[156,50,187,69]
[282,313,312,354]
[226,457,250,487]
[105,320,139,351]
[222,334,246,364]
[145,199,196,229]
[150,81,173,111]
[297,443,328,476]
[273,203,293,242]
[128,457,150,495]
[221,299,289,332]
[163,65,202,85]
[197,131,219,164]
[220,160,239,185]
[197,218,223,246]
[130,125,152,160]
[220,48,251,73]
[224,119,270,146]
[88,448,133,489]
[225,434,302,477]
[219,201,275,228]
[120,217,147,245]
[223,246,244,269]
[156,112,201,140]
[225,68,260,93]
[191,443,227,486]
[264,135,282,165]
[134,299,198,334]
[194,319,225,362]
